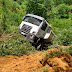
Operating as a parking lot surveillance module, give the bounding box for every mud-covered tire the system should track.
[35,39,52,50]
[36,42,42,50]
[43,41,52,50]
[35,38,44,50]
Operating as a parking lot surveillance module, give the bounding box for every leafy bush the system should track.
[53,0,64,6]
[26,0,47,19]
[57,4,71,18]
[63,0,72,5]
[59,46,72,55]
[43,67,48,72]
[1,0,24,34]
[44,50,61,60]
[0,0,72,57]
[68,46,72,55]
[0,27,3,36]
[55,27,72,46]
[69,13,72,19]
[43,0,54,10]
[44,47,72,61]
[53,0,72,5]
[49,18,72,35]
[0,32,35,56]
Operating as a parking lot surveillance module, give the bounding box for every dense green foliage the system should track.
[0,0,24,33]
[0,32,35,56]
[0,0,72,56]
[60,46,72,55]
[56,28,72,46]
[44,46,72,62]
[26,0,47,18]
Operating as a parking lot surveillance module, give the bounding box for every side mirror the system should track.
[22,16,25,20]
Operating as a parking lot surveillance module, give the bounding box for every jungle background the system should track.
[0,0,72,56]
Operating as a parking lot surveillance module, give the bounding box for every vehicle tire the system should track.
[36,38,44,50]
[36,42,42,50]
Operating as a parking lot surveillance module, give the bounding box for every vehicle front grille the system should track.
[21,24,32,35]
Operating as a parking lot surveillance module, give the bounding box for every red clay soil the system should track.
[0,48,72,72]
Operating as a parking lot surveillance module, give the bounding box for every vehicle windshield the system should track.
[23,16,42,26]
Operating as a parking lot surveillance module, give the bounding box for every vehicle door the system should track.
[37,21,48,38]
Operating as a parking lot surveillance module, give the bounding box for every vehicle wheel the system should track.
[37,42,42,50]
[36,38,44,50]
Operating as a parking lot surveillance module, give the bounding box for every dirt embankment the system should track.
[0,48,72,72]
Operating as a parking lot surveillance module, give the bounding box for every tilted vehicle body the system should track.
[19,14,56,49]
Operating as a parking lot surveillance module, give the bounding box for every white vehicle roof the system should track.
[26,14,45,21]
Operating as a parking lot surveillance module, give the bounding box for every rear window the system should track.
[23,16,42,26]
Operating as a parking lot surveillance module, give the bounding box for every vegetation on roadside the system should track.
[43,67,48,72]
[55,27,72,46]
[0,0,72,56]
[60,46,72,55]
[0,32,35,56]
[44,46,72,62]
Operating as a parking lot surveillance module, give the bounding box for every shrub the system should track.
[63,0,72,5]
[69,13,72,19]
[57,4,71,18]
[1,0,25,34]
[55,27,72,46]
[49,18,72,35]
[1,12,7,31]
[68,46,72,55]
[53,0,64,6]
[26,0,47,19]
[44,50,61,60]
[0,27,3,36]
[59,46,72,55]
[43,67,48,72]
[0,32,35,56]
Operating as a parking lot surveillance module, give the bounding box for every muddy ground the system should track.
[0,48,72,72]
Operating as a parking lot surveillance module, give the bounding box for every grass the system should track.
[49,18,72,35]
[43,67,48,72]
[0,0,72,56]
[54,27,72,46]
[45,50,61,60]
[68,46,72,55]
[0,32,35,56]
[60,46,72,55]
[44,46,72,61]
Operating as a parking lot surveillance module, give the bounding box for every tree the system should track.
[57,4,71,18]
[26,0,47,19]
[44,0,54,10]
[53,0,64,6]
[63,0,72,5]
[2,0,7,31]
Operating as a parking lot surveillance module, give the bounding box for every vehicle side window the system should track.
[41,22,47,31]
[47,27,51,33]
